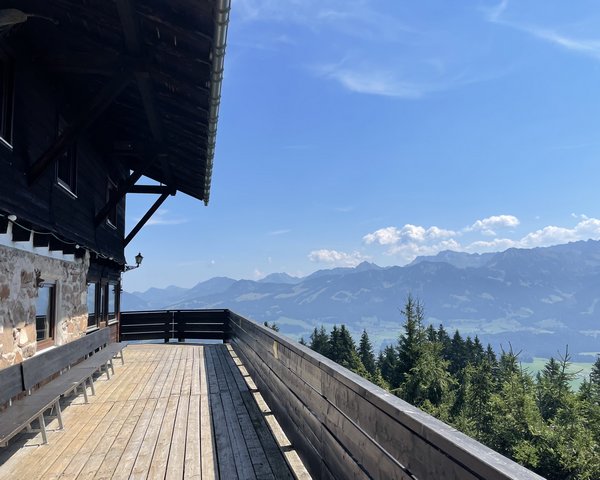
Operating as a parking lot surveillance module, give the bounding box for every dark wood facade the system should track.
[0,0,226,266]
[0,1,229,360]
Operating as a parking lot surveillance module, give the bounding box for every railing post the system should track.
[177,310,184,343]
[224,309,231,342]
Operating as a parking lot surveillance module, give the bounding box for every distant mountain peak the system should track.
[258,272,301,284]
[409,250,495,269]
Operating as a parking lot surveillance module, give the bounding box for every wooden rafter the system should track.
[27,72,132,185]
[94,162,151,226]
[128,185,171,194]
[116,0,176,189]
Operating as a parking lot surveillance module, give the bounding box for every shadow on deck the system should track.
[0,343,309,479]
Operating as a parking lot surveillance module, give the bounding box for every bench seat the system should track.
[0,330,125,447]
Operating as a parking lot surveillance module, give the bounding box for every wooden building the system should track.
[0,0,228,364]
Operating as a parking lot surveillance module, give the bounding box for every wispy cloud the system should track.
[317,64,427,99]
[234,0,410,42]
[333,206,354,213]
[143,209,188,226]
[315,60,507,99]
[308,249,369,267]
[486,0,600,62]
[268,229,291,236]
[485,0,509,23]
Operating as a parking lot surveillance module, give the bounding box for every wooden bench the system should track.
[0,328,125,447]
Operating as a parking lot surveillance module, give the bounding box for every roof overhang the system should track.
[10,0,230,204]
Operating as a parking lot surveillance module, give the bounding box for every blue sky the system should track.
[124,0,600,292]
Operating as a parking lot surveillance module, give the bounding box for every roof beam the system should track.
[94,154,161,226]
[128,185,171,194]
[116,0,176,189]
[27,72,132,185]
[124,192,170,247]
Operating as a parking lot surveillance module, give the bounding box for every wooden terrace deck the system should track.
[0,344,309,479]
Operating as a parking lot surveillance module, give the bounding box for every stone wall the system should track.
[0,244,90,368]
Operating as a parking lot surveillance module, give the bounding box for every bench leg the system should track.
[88,376,96,396]
[109,358,115,375]
[118,349,125,365]
[80,382,89,403]
[38,414,48,444]
[103,362,111,380]
[54,400,64,430]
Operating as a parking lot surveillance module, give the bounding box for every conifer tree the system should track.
[395,294,426,387]
[448,330,467,376]
[378,345,399,388]
[358,330,376,375]
[309,326,329,356]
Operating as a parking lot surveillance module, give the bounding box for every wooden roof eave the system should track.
[202,0,230,205]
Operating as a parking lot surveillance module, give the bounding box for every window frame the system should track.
[87,282,99,331]
[55,116,77,196]
[107,281,119,325]
[0,52,15,149]
[35,282,56,350]
[106,178,118,229]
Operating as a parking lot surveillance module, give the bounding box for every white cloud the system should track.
[361,216,600,265]
[318,65,427,99]
[486,1,600,62]
[253,268,265,280]
[144,209,188,226]
[485,0,509,23]
[363,226,401,245]
[308,249,368,267]
[388,239,463,261]
[467,214,520,236]
[363,224,456,245]
[268,229,291,236]
[464,238,516,253]
[234,0,407,41]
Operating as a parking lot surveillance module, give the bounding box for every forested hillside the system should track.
[296,296,600,480]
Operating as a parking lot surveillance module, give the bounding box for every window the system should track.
[0,54,14,147]
[87,283,97,329]
[35,283,56,349]
[107,283,119,324]
[56,117,77,195]
[106,179,117,228]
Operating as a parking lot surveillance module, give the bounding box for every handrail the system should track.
[227,311,544,480]
[118,309,544,479]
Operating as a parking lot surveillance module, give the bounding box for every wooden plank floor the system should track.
[0,344,309,480]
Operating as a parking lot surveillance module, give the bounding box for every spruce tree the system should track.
[395,294,426,387]
[378,345,399,388]
[358,329,376,375]
[309,326,329,357]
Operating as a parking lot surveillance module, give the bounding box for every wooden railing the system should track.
[119,309,229,342]
[120,309,544,480]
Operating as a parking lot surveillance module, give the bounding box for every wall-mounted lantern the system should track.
[124,252,143,272]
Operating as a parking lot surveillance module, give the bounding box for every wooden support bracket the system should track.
[124,192,171,246]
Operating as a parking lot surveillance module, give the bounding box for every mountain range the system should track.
[122,240,600,360]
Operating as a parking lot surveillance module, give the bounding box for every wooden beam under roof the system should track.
[116,0,176,191]
[27,72,132,185]
[94,156,158,226]
[124,191,170,246]
[128,185,171,194]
